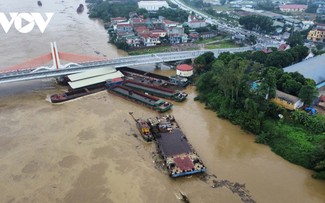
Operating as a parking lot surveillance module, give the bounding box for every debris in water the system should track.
[175,191,190,203]
[199,173,256,203]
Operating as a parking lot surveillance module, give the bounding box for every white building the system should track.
[138,1,169,11]
[176,64,193,77]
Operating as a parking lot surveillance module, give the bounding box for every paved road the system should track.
[170,0,279,47]
[0,47,252,84]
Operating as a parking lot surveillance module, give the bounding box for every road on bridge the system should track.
[0,47,252,84]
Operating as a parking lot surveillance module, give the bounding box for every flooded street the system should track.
[0,0,324,203]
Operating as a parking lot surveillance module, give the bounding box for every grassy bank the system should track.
[128,44,200,55]
[205,41,240,49]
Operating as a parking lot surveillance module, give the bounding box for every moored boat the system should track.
[107,85,172,112]
[50,83,106,103]
[117,67,183,90]
[123,80,188,102]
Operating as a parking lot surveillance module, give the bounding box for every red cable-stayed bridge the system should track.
[0,42,253,84]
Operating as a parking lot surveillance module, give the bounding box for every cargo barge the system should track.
[123,80,188,102]
[107,85,172,112]
[148,115,206,177]
[117,67,188,89]
[50,83,106,103]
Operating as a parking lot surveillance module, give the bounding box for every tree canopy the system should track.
[194,48,324,179]
[239,15,275,34]
[88,0,138,21]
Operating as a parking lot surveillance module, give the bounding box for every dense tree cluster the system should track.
[87,0,138,21]
[149,7,189,23]
[194,48,325,179]
[255,0,275,11]
[306,3,318,13]
[239,15,275,34]
[183,0,211,8]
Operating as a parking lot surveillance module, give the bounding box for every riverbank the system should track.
[194,49,325,179]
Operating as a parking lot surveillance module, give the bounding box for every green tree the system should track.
[298,85,318,105]
[239,15,275,33]
[266,51,294,68]
[287,32,304,47]
[220,0,226,5]
[247,35,257,45]
[251,51,267,63]
[256,0,275,11]
[306,3,318,13]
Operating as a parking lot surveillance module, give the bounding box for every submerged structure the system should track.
[148,115,206,177]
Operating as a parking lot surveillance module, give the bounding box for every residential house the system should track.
[125,36,141,47]
[279,4,307,12]
[199,31,217,39]
[278,43,290,51]
[302,21,314,30]
[188,32,200,42]
[283,17,302,31]
[307,25,325,42]
[168,34,183,44]
[272,90,304,110]
[164,20,184,35]
[130,17,146,26]
[139,33,161,46]
[151,29,167,37]
[134,26,150,35]
[111,17,127,25]
[187,15,207,29]
[115,22,133,33]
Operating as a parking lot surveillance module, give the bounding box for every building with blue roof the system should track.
[284,54,325,87]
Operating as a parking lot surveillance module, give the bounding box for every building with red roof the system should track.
[111,17,127,25]
[176,64,193,77]
[279,4,307,12]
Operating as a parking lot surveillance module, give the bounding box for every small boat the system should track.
[136,119,154,142]
[77,4,84,13]
[37,1,42,6]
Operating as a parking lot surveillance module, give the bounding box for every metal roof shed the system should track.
[68,71,124,89]
[68,67,116,82]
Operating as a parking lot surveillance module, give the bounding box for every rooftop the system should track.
[279,4,307,9]
[275,90,300,103]
[157,128,192,157]
[176,64,193,71]
[284,54,325,84]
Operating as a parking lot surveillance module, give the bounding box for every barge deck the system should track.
[107,85,172,112]
[123,80,187,102]
[50,83,106,103]
[148,115,206,177]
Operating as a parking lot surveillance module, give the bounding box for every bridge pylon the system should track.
[51,42,61,70]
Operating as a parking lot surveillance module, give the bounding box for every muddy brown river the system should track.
[0,0,324,202]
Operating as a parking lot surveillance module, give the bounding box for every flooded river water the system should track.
[0,0,324,202]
